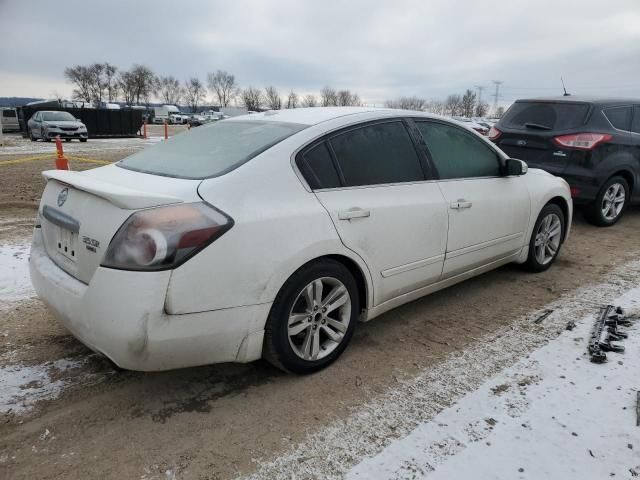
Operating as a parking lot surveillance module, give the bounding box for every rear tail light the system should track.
[488,126,502,141]
[102,202,233,271]
[553,133,612,151]
[570,186,581,198]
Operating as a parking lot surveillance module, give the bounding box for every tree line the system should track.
[63,63,362,112]
[385,89,499,118]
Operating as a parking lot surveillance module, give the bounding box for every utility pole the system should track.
[474,85,486,105]
[491,80,503,114]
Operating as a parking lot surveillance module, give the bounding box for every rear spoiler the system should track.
[42,170,183,209]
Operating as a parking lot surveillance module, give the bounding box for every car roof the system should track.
[516,96,640,106]
[226,106,451,126]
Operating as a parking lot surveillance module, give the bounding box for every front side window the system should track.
[604,106,632,131]
[416,122,501,179]
[329,121,424,187]
[119,120,306,179]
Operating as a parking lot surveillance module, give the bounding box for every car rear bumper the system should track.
[29,229,269,371]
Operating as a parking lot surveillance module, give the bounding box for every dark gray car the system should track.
[28,111,88,142]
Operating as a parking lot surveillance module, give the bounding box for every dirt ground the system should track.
[1,134,640,479]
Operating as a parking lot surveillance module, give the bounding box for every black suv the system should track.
[489,97,640,226]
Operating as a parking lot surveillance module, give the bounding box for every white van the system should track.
[1,108,19,132]
[153,105,180,124]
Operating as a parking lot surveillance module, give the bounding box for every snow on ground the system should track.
[0,135,162,156]
[0,356,97,415]
[348,288,640,480]
[0,241,34,306]
[244,260,640,480]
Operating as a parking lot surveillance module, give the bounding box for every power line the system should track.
[491,80,503,112]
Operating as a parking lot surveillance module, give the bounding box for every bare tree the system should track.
[64,65,93,101]
[157,75,183,105]
[264,86,282,109]
[302,94,317,107]
[460,89,477,118]
[118,70,136,105]
[385,96,427,111]
[207,70,238,107]
[286,90,298,109]
[117,65,156,105]
[494,106,505,118]
[103,63,119,101]
[184,77,207,112]
[241,87,263,111]
[425,100,446,116]
[474,102,489,118]
[320,86,338,106]
[336,89,362,106]
[444,94,463,117]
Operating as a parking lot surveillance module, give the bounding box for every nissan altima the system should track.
[30,107,572,373]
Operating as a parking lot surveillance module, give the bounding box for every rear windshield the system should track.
[501,102,590,130]
[41,111,76,121]
[2,110,16,118]
[118,120,306,179]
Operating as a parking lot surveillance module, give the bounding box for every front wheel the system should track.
[263,259,359,374]
[524,203,565,272]
[80,138,87,142]
[584,176,628,227]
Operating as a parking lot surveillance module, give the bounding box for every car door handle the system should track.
[338,208,371,220]
[450,199,473,210]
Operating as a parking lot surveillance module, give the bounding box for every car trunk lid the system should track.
[38,166,202,284]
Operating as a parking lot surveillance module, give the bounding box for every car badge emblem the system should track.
[516,139,527,146]
[57,188,69,207]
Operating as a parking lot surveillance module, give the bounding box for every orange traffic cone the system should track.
[55,135,69,170]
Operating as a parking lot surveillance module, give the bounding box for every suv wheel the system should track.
[263,259,359,374]
[524,203,565,272]
[585,176,629,226]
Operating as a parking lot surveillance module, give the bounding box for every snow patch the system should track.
[0,241,34,306]
[0,356,96,414]
[349,289,640,479]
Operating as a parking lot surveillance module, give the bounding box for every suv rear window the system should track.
[119,120,306,179]
[2,110,16,118]
[501,102,589,130]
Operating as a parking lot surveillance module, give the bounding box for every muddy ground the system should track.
[1,133,639,479]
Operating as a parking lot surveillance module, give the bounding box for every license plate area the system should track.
[55,226,78,262]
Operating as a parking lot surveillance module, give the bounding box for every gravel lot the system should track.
[1,132,639,479]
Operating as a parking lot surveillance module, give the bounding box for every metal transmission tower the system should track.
[474,85,486,104]
[491,80,503,114]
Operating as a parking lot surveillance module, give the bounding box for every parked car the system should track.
[1,107,20,132]
[169,113,189,125]
[30,107,571,374]
[489,97,640,226]
[453,117,489,135]
[152,105,180,124]
[27,111,88,142]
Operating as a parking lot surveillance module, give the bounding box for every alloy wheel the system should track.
[534,213,562,265]
[601,182,625,221]
[287,277,351,361]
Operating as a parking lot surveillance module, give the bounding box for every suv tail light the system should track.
[102,202,233,271]
[488,126,502,141]
[553,133,612,151]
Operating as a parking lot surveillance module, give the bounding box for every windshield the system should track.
[41,111,76,121]
[118,120,307,179]
[501,102,590,130]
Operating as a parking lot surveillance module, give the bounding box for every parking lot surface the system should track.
[1,135,640,479]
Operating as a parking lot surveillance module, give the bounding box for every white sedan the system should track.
[30,107,572,373]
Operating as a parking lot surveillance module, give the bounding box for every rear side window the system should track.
[604,106,632,131]
[633,106,640,134]
[329,122,424,187]
[416,122,500,179]
[119,120,306,179]
[298,142,341,189]
[502,102,589,130]
[2,110,16,118]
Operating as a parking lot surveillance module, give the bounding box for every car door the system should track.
[414,120,530,278]
[29,112,40,134]
[298,119,448,306]
[630,106,640,203]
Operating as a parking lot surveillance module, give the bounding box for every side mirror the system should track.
[505,158,528,176]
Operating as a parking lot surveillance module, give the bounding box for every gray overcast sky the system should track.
[1,0,639,106]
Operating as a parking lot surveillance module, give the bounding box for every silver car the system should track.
[28,111,88,142]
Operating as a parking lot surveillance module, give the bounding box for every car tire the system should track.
[584,176,629,227]
[263,259,359,374]
[80,138,87,142]
[29,129,36,141]
[524,203,565,273]
[65,138,71,142]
